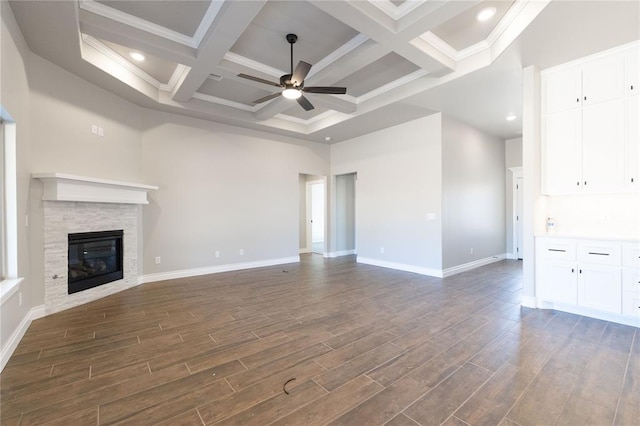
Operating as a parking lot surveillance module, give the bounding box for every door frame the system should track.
[510,167,523,260]
[305,179,326,255]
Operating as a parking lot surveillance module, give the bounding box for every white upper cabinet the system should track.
[581,54,625,105]
[544,66,582,114]
[582,99,625,192]
[542,42,639,195]
[626,95,639,188]
[626,47,639,95]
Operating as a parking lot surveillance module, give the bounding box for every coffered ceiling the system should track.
[7,1,640,143]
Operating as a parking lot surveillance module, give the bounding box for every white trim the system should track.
[442,254,507,278]
[3,121,18,278]
[82,34,164,89]
[326,250,356,258]
[307,34,370,79]
[539,301,640,328]
[419,32,458,62]
[192,92,257,112]
[357,257,443,278]
[32,173,158,205]
[369,0,427,20]
[224,52,285,79]
[79,0,222,49]
[0,277,23,305]
[541,39,640,75]
[357,69,430,103]
[511,168,524,261]
[160,64,190,92]
[299,248,311,254]
[521,295,537,308]
[506,253,518,260]
[1,304,45,372]
[138,257,299,284]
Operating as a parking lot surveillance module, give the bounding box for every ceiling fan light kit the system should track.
[238,33,347,111]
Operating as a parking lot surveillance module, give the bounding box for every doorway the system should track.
[307,180,325,254]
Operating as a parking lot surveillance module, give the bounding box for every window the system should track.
[0,107,18,282]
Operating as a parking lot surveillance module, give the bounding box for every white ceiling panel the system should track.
[95,0,211,37]
[101,39,178,84]
[230,1,359,72]
[335,53,419,97]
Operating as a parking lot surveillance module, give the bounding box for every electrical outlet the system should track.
[470,248,474,254]
[239,249,244,256]
[155,256,161,264]
[215,251,220,258]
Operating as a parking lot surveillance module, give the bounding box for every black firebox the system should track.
[68,230,123,294]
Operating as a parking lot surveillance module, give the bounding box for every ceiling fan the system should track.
[237,33,347,111]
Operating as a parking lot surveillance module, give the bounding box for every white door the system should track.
[515,176,523,260]
[306,180,325,254]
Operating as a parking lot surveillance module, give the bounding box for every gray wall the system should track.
[505,137,523,257]
[141,112,329,273]
[441,116,506,269]
[331,115,443,272]
[335,173,356,253]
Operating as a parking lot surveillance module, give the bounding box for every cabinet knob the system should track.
[579,269,582,274]
[576,97,580,103]
[632,178,635,183]
[577,181,580,186]
[631,85,634,90]
[571,268,575,273]
[584,181,587,186]
[584,96,587,101]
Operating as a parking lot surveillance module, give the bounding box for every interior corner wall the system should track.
[441,115,506,270]
[26,53,145,308]
[330,114,443,272]
[140,111,330,276]
[505,137,523,256]
[1,1,33,359]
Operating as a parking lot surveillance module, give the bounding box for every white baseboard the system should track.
[442,254,507,278]
[298,248,311,254]
[1,304,45,372]
[326,250,356,258]
[521,296,537,308]
[357,257,443,278]
[139,256,300,284]
[540,301,640,328]
[506,253,517,260]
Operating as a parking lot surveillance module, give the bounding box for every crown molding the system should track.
[368,0,428,21]
[357,69,429,103]
[192,92,258,113]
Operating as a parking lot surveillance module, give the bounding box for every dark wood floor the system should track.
[1,255,638,425]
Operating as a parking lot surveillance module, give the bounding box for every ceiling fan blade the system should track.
[303,86,347,95]
[297,95,314,111]
[238,73,282,88]
[252,92,282,104]
[291,61,312,86]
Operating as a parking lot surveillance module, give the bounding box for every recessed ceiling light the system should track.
[325,136,332,142]
[129,52,145,62]
[506,114,517,121]
[476,6,497,21]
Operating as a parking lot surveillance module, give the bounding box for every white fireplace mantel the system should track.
[32,173,158,204]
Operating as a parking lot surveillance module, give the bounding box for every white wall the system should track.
[505,137,523,256]
[441,116,506,269]
[331,115,443,273]
[1,1,34,365]
[141,111,329,276]
[335,173,356,254]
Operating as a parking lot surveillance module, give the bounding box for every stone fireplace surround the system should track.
[33,173,157,315]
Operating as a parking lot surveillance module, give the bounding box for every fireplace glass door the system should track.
[68,230,123,294]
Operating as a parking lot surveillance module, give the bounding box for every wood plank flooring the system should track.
[1,255,638,425]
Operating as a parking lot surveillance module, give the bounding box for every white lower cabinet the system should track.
[577,264,621,313]
[537,237,639,325]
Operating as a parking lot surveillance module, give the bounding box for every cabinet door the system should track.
[578,264,622,313]
[542,262,578,304]
[582,54,625,105]
[582,99,625,192]
[626,94,639,188]
[544,67,582,114]
[544,109,582,194]
[626,48,639,95]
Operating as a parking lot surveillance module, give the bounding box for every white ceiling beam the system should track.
[310,0,480,75]
[79,9,197,67]
[171,1,267,102]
